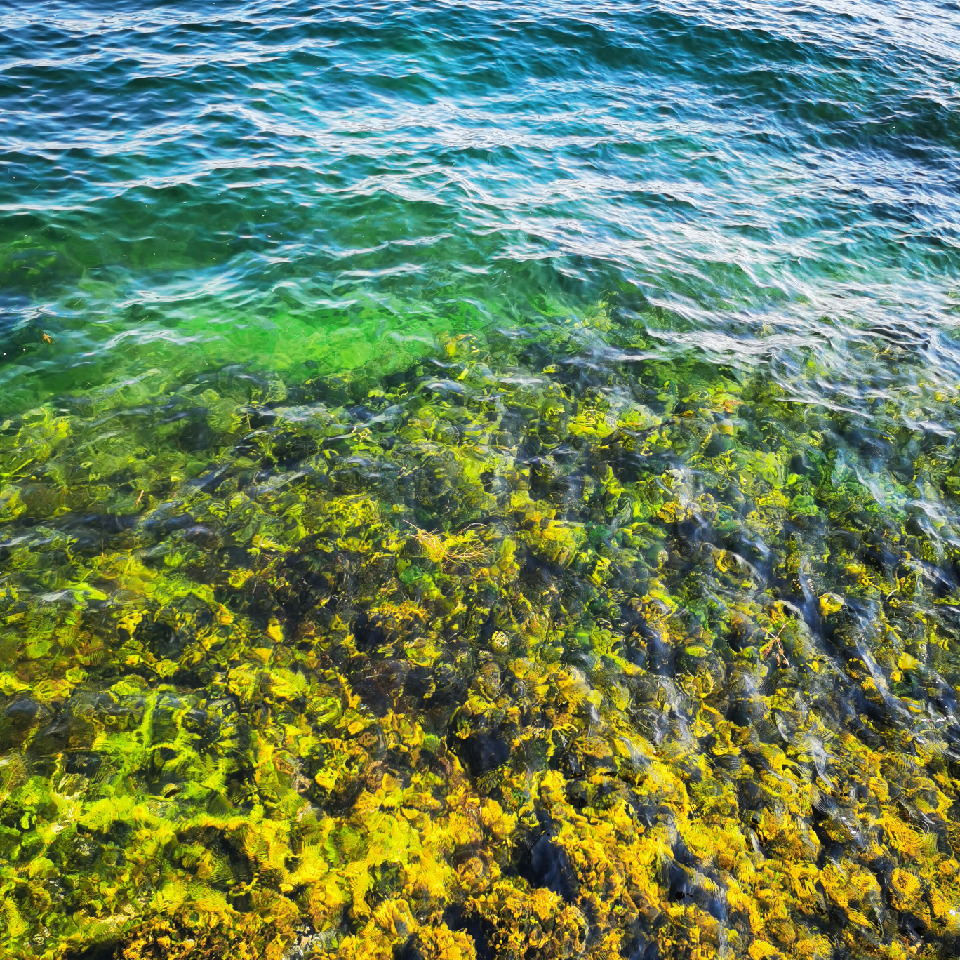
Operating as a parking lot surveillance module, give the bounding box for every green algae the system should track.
[2,316,960,960]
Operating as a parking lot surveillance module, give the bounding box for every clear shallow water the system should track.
[2,3,960,959]
[4,0,959,400]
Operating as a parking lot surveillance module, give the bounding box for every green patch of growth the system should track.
[2,316,960,960]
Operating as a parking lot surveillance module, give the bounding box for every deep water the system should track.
[2,2,960,959]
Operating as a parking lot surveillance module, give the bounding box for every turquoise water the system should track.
[4,1,959,402]
[3,3,960,959]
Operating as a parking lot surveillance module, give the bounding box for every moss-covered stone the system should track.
[1,322,960,959]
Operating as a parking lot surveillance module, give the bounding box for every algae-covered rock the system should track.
[1,325,960,959]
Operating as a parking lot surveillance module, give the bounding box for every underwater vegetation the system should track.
[2,306,960,960]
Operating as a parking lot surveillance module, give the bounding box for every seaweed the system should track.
[1,319,960,959]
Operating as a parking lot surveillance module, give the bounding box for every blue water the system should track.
[4,3,960,958]
[3,0,959,404]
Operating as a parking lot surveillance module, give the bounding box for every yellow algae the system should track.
[0,343,959,960]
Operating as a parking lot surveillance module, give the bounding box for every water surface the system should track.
[2,2,960,958]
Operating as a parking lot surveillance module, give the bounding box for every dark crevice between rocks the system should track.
[442,905,496,960]
[514,816,578,904]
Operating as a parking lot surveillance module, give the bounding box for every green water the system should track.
[2,2,960,959]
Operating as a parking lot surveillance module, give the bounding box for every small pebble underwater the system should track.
[2,1,960,958]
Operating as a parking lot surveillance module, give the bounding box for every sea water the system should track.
[2,3,960,958]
